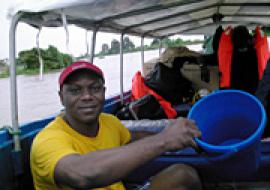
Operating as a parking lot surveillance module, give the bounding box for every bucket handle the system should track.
[206,149,237,162]
[195,138,238,162]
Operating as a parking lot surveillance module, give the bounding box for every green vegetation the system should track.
[262,27,270,36]
[18,45,72,70]
[0,59,9,78]
[0,45,73,78]
[0,72,9,78]
[0,60,6,67]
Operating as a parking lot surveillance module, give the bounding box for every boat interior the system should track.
[2,0,270,189]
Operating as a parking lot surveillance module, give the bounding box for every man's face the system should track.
[59,71,105,124]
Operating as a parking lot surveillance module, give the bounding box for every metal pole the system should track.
[85,30,90,60]
[61,10,73,61]
[120,33,124,105]
[9,12,22,151]
[90,27,98,63]
[36,27,44,80]
[159,38,163,56]
[141,36,145,75]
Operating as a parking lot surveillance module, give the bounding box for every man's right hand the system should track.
[158,118,202,152]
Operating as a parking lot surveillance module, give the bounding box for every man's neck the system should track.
[63,114,99,137]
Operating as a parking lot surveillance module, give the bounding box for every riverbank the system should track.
[0,68,63,78]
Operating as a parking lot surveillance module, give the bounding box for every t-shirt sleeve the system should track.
[30,131,78,186]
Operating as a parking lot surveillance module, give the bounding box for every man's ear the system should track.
[59,90,64,106]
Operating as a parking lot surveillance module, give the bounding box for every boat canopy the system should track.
[8,0,270,37]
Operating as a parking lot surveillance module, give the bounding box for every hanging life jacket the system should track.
[254,26,270,80]
[218,26,269,89]
[218,27,233,88]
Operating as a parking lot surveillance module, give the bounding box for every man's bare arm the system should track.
[54,119,201,190]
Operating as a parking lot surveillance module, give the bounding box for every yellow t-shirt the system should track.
[30,113,131,190]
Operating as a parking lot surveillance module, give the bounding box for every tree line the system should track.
[95,36,202,57]
[19,37,202,69]
[0,36,202,77]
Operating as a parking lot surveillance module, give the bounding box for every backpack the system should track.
[144,61,194,105]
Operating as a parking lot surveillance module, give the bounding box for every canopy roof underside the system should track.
[9,0,270,37]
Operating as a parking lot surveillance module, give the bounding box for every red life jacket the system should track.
[254,26,270,80]
[218,26,269,88]
[218,27,233,88]
[131,71,177,119]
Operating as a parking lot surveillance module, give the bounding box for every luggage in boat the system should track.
[115,94,167,120]
[131,71,177,119]
[180,63,219,91]
[144,62,194,105]
[142,57,159,77]
[158,46,200,68]
[143,47,205,105]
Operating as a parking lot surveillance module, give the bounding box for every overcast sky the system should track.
[0,1,138,59]
[0,1,203,60]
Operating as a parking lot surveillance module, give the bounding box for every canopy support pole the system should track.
[90,27,98,63]
[85,30,90,60]
[120,33,124,105]
[61,10,73,61]
[9,12,22,152]
[141,35,145,75]
[36,27,44,80]
[159,38,163,56]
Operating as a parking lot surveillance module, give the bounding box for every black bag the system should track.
[144,61,194,105]
[115,94,167,120]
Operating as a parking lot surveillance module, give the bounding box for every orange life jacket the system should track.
[218,26,269,88]
[254,26,270,80]
[131,71,177,119]
[218,27,233,88]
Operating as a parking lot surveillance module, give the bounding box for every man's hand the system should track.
[158,118,201,151]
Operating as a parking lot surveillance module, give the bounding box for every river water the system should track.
[0,46,201,127]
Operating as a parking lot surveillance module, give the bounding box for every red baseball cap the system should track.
[59,60,104,88]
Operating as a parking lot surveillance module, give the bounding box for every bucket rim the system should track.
[188,89,267,152]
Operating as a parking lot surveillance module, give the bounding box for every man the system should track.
[30,60,202,190]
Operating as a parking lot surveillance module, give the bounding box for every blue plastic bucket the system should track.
[188,90,266,178]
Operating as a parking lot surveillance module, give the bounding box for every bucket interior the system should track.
[189,91,264,146]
